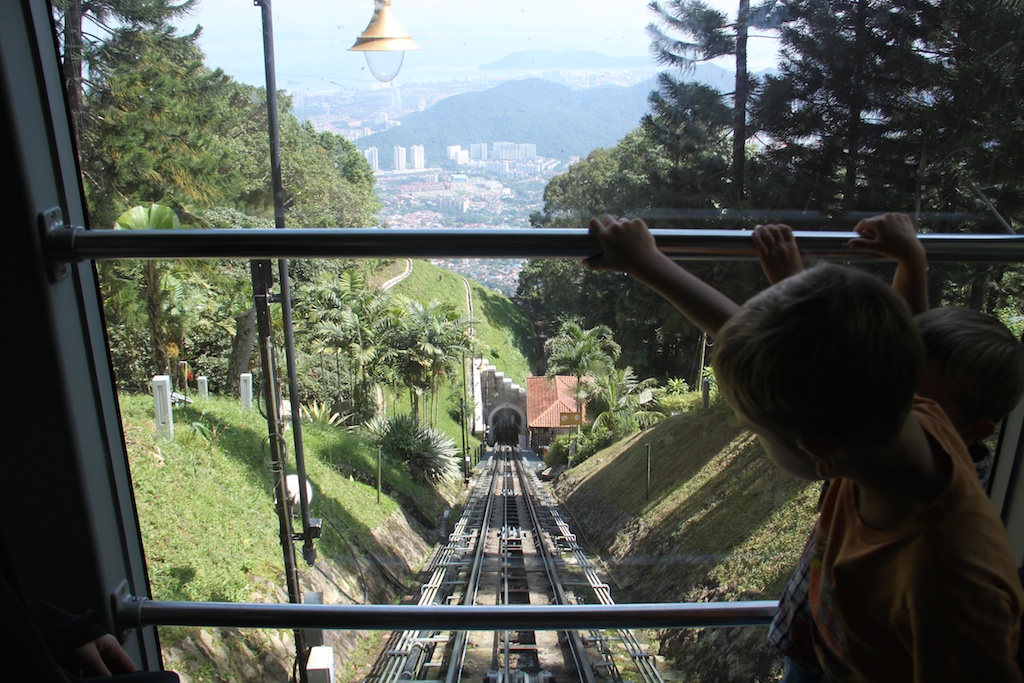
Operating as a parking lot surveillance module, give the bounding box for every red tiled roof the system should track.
[526,376,587,428]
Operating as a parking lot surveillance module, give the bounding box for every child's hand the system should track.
[584,216,660,275]
[847,212,925,264]
[752,223,803,285]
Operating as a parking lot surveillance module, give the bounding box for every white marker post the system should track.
[240,373,253,408]
[152,375,173,439]
[197,376,209,399]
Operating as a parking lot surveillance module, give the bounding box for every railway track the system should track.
[366,447,664,683]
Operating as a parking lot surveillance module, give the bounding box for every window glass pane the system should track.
[47,0,1024,681]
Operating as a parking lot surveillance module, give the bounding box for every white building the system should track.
[410,144,425,169]
[470,143,488,161]
[363,147,379,172]
[490,141,538,160]
[437,193,470,214]
[393,145,407,171]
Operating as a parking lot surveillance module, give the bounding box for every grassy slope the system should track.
[387,258,535,384]
[553,401,821,682]
[122,392,454,680]
[122,393,452,604]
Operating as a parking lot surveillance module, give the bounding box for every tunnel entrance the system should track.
[491,408,523,445]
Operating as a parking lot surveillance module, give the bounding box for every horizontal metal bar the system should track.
[48,226,1024,263]
[116,596,777,632]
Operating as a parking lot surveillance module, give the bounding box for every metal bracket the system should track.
[38,206,73,283]
[110,579,146,642]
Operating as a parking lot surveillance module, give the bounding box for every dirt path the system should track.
[380,258,412,290]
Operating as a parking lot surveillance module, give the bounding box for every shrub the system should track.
[302,400,344,426]
[364,414,460,483]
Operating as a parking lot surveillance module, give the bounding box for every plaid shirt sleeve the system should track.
[768,482,830,680]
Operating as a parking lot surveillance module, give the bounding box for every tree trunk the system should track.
[60,0,84,140]
[227,307,256,394]
[842,0,869,216]
[145,262,169,375]
[968,266,989,312]
[732,0,749,204]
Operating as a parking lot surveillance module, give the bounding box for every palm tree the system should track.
[109,203,182,376]
[390,299,471,425]
[294,270,395,423]
[585,366,666,436]
[545,320,621,412]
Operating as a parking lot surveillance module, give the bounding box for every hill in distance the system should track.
[359,77,654,167]
[357,54,736,168]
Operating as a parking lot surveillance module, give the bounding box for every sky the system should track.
[173,0,782,91]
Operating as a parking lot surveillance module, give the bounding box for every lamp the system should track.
[349,0,419,82]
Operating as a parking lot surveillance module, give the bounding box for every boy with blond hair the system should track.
[753,214,1024,681]
[585,215,1023,682]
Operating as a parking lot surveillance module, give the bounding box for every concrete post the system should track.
[240,373,253,408]
[152,375,173,439]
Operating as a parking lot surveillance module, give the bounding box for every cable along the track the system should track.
[366,447,664,683]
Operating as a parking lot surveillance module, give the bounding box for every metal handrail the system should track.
[114,592,778,632]
[47,225,1024,263]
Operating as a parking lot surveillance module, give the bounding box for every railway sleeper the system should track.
[485,670,555,683]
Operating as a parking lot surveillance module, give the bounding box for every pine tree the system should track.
[751,0,940,221]
[52,0,197,137]
[82,25,241,226]
[646,0,784,203]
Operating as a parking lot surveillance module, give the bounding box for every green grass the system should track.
[555,400,819,598]
[552,400,820,681]
[120,393,450,604]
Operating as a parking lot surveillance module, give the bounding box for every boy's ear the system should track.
[960,417,996,446]
[798,437,842,479]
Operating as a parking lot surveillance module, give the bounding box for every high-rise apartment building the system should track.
[490,142,538,160]
[393,145,407,171]
[470,143,488,161]
[410,144,425,169]
[363,147,379,172]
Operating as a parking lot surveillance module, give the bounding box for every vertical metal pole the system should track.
[461,353,469,480]
[377,446,383,504]
[254,0,316,564]
[250,260,308,681]
[696,331,708,393]
[254,2,309,680]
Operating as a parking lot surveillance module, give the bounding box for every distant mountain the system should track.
[482,49,654,70]
[477,50,737,93]
[357,61,738,169]
[358,77,657,168]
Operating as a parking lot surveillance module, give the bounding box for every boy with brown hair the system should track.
[585,215,1023,682]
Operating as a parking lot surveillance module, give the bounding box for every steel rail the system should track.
[443,456,503,683]
[380,457,502,683]
[47,226,1024,263]
[511,451,597,683]
[519,458,663,683]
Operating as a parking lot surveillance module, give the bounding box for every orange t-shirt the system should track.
[808,397,1023,682]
